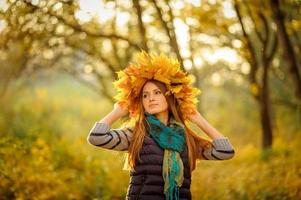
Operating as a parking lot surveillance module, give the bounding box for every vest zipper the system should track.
[136,175,145,200]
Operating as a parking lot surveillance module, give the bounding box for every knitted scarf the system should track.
[144,112,186,200]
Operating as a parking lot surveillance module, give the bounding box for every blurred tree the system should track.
[0,0,141,101]
[180,0,296,149]
[234,0,278,149]
[132,0,149,52]
[151,0,184,70]
[270,0,301,102]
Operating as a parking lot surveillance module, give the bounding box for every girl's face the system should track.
[142,81,168,115]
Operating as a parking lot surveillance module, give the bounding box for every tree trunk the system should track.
[234,0,275,149]
[132,0,149,52]
[270,0,301,102]
[259,64,273,149]
[151,0,184,70]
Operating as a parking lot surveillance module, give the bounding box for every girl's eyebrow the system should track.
[143,88,160,93]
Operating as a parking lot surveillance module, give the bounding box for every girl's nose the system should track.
[149,94,154,101]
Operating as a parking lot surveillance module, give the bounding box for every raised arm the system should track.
[187,111,235,160]
[87,103,133,151]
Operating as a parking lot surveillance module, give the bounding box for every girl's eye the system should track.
[143,94,147,98]
[155,91,161,95]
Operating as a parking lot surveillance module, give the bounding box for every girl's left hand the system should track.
[186,110,202,124]
[187,110,226,140]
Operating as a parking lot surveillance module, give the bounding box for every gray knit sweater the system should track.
[87,122,235,160]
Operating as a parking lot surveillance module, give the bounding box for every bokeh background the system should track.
[0,0,301,199]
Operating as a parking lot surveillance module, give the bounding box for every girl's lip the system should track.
[149,104,158,107]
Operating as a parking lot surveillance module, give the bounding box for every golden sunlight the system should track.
[75,0,239,68]
[201,48,239,64]
[75,0,115,23]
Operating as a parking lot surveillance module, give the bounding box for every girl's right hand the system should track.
[98,102,129,125]
[113,102,129,118]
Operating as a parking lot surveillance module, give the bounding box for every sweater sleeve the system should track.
[87,122,133,151]
[200,137,235,160]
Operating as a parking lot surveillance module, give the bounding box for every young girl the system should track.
[87,51,235,200]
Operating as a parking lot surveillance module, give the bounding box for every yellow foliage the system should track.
[250,83,259,96]
[191,134,301,200]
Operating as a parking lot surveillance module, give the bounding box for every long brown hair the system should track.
[124,80,212,172]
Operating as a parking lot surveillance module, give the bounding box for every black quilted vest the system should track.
[126,133,192,200]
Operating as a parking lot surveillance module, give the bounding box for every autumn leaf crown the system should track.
[113,51,201,120]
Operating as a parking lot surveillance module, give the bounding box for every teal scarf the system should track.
[144,112,186,200]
